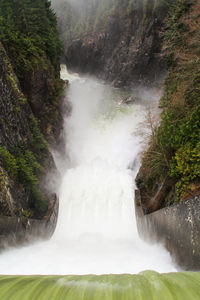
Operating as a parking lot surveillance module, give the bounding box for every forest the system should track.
[0,0,62,86]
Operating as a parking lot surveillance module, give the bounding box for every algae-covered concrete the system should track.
[135,190,200,270]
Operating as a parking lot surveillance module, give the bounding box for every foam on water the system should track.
[0,65,176,275]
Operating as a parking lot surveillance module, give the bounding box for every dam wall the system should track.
[0,195,59,250]
[135,191,200,270]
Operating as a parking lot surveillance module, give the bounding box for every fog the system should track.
[0,66,176,275]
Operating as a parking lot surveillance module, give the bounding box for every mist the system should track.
[50,0,129,42]
[0,66,176,275]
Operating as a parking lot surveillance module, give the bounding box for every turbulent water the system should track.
[0,65,176,275]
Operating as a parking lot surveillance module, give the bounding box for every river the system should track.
[0,66,176,275]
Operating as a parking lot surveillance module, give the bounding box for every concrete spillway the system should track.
[0,272,200,300]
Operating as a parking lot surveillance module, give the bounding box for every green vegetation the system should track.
[29,115,48,154]
[0,147,18,179]
[0,0,62,83]
[0,144,48,216]
[0,0,64,115]
[0,1,63,217]
[138,0,200,206]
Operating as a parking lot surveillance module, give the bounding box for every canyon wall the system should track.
[0,0,64,246]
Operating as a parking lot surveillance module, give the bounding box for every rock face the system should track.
[0,43,34,216]
[0,42,62,245]
[135,0,200,213]
[66,12,164,87]
[22,60,64,146]
[0,45,32,150]
[0,0,64,247]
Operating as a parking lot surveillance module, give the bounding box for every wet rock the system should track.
[0,42,62,244]
[64,79,69,85]
[65,12,164,87]
[120,95,135,105]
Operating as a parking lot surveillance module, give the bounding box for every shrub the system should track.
[0,147,18,179]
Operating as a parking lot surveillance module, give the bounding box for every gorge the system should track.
[0,0,200,299]
[0,66,175,275]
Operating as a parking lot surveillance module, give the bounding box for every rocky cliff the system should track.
[0,43,56,220]
[0,0,64,230]
[66,12,163,87]
[53,0,175,87]
[136,0,200,213]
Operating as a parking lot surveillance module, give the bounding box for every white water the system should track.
[0,65,176,275]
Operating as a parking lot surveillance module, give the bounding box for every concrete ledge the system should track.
[0,194,59,250]
[135,190,200,270]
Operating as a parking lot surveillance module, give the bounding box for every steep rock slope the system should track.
[136,0,200,213]
[66,14,162,87]
[0,0,64,221]
[53,0,174,87]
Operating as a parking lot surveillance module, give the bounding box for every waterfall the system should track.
[0,66,176,275]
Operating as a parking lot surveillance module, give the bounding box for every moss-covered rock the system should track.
[136,0,200,213]
[0,166,15,216]
[0,1,64,222]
